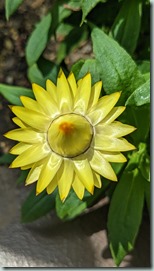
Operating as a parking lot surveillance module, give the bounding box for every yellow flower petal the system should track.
[88,81,102,108]
[46,79,57,102]
[67,72,77,97]
[26,163,43,185]
[96,121,136,138]
[20,96,45,114]
[87,92,121,125]
[11,106,50,131]
[74,73,92,114]
[94,135,136,152]
[93,172,102,188]
[32,83,58,117]
[90,150,117,181]
[101,151,127,163]
[12,117,27,128]
[101,106,126,124]
[4,128,45,143]
[10,143,50,168]
[47,175,58,194]
[58,159,74,201]
[72,175,85,200]
[10,142,32,155]
[36,153,62,194]
[73,158,94,194]
[57,69,73,112]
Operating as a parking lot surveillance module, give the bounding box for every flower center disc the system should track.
[48,114,93,158]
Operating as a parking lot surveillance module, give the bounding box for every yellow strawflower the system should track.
[5,70,136,201]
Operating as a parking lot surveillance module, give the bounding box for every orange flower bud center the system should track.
[59,122,74,134]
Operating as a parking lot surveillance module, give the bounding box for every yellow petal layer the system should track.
[87,92,121,125]
[101,151,127,163]
[58,159,74,201]
[32,83,58,117]
[10,142,32,155]
[57,69,73,112]
[46,79,57,102]
[88,81,102,108]
[11,106,50,131]
[93,172,102,188]
[36,153,62,194]
[5,128,45,143]
[101,106,125,124]
[67,72,77,97]
[10,143,50,168]
[72,175,85,200]
[20,96,45,114]
[90,150,117,181]
[74,73,92,114]
[26,163,43,185]
[12,117,27,128]
[47,175,58,194]
[94,135,136,152]
[96,121,136,138]
[73,158,94,194]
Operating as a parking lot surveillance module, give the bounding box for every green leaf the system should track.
[56,181,110,221]
[72,59,101,84]
[108,169,144,266]
[137,60,150,74]
[28,61,59,88]
[91,27,145,103]
[0,153,15,164]
[56,190,87,220]
[21,187,56,223]
[110,0,142,54]
[5,0,24,20]
[16,169,29,184]
[125,79,150,106]
[25,13,52,66]
[0,84,34,105]
[143,178,150,213]
[139,152,150,182]
[122,104,150,143]
[81,0,107,25]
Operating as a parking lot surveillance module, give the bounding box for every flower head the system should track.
[5,69,136,201]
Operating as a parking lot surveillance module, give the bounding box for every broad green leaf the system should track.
[142,178,150,213]
[28,64,44,87]
[5,0,24,20]
[56,181,109,220]
[16,169,29,184]
[108,169,144,266]
[137,60,150,74]
[110,0,142,54]
[71,59,85,77]
[121,104,150,144]
[72,59,101,84]
[21,187,56,223]
[81,0,107,25]
[0,153,15,164]
[28,61,59,88]
[56,23,73,40]
[0,84,34,105]
[26,13,52,66]
[91,27,145,103]
[56,190,87,220]
[37,58,59,84]
[139,152,150,182]
[125,79,150,106]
